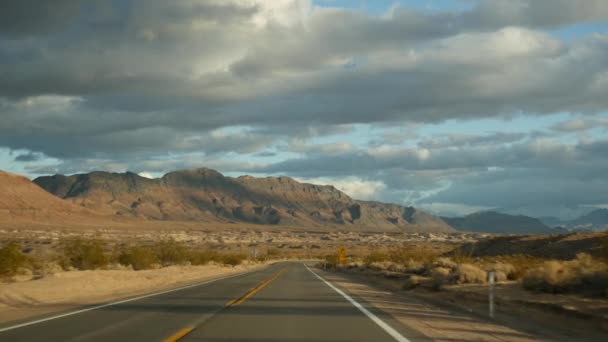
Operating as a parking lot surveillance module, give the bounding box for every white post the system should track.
[488,271,495,318]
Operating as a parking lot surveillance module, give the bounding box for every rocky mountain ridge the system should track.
[33,168,454,232]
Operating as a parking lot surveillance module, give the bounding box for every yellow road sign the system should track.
[338,247,346,264]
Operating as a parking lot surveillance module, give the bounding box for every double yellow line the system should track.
[226,268,286,307]
[163,268,286,342]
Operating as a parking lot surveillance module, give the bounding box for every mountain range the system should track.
[3,167,602,235]
[539,209,608,231]
[31,168,453,232]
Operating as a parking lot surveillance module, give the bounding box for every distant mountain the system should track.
[561,209,608,231]
[538,216,563,227]
[442,211,562,235]
[33,168,454,232]
[495,205,595,222]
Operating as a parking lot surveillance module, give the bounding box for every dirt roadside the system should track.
[317,267,608,341]
[0,263,268,325]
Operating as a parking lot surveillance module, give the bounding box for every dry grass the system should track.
[522,253,608,296]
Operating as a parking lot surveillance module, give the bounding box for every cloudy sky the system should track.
[1,0,607,218]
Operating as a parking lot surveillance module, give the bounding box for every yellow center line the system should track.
[163,326,194,342]
[226,268,286,307]
[163,268,286,341]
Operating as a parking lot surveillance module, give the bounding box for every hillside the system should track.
[0,170,96,221]
[33,168,454,232]
[442,211,559,235]
[456,231,608,259]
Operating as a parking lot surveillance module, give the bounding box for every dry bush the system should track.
[368,261,387,271]
[62,239,108,270]
[345,261,365,270]
[455,264,487,284]
[321,254,339,268]
[522,253,608,295]
[402,275,426,290]
[188,250,220,265]
[0,242,31,277]
[153,239,189,266]
[118,246,159,270]
[451,246,474,264]
[218,253,247,267]
[36,261,63,277]
[402,258,425,274]
[388,247,440,265]
[267,248,282,258]
[492,262,516,281]
[431,267,451,290]
[432,257,457,270]
[364,252,389,265]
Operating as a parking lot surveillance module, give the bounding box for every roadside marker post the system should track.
[488,271,495,318]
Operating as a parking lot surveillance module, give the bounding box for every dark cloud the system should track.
[0,0,83,37]
[0,0,607,214]
[13,151,42,162]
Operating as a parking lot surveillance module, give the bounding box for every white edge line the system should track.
[304,263,411,342]
[0,268,257,333]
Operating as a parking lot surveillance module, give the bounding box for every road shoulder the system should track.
[312,265,546,342]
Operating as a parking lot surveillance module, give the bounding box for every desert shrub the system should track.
[118,246,159,270]
[63,239,108,270]
[432,257,457,270]
[386,262,407,273]
[321,254,339,268]
[455,264,487,284]
[403,258,425,274]
[430,267,451,290]
[388,247,439,265]
[451,246,474,264]
[36,261,63,277]
[492,262,516,281]
[364,252,389,265]
[345,261,364,269]
[402,275,426,290]
[153,239,188,266]
[368,261,387,271]
[218,253,247,267]
[522,253,608,295]
[266,248,281,258]
[0,243,31,277]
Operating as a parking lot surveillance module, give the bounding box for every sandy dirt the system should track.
[0,263,267,324]
[317,268,542,341]
[328,268,608,341]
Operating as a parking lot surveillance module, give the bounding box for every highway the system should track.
[0,262,416,342]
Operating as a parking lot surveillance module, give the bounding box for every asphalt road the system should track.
[0,262,416,342]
